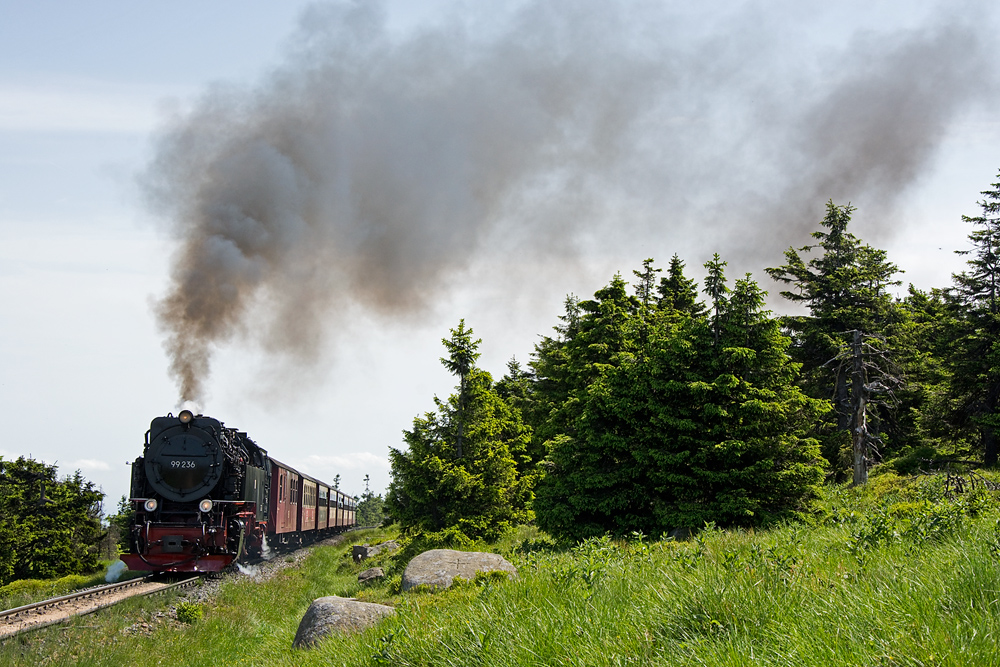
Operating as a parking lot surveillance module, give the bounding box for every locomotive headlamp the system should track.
[143,498,158,512]
[178,410,194,424]
[199,498,213,513]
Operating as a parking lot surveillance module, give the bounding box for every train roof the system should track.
[267,456,348,495]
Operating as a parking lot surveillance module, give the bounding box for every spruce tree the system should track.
[386,323,532,541]
[535,269,826,540]
[495,357,543,470]
[356,491,386,527]
[946,172,1000,465]
[440,319,481,460]
[526,274,640,453]
[658,254,705,318]
[765,201,902,478]
[704,253,730,346]
[633,258,662,311]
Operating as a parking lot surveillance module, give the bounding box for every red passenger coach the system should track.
[317,484,330,530]
[300,475,319,532]
[334,491,347,528]
[269,458,300,541]
[265,460,349,545]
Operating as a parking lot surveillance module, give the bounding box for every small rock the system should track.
[352,540,400,563]
[401,549,517,592]
[293,596,395,648]
[358,567,385,583]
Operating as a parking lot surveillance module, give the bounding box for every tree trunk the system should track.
[851,330,869,486]
[984,380,999,467]
[836,368,851,432]
[985,428,997,467]
[456,374,465,460]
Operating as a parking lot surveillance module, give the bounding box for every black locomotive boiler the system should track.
[122,410,356,573]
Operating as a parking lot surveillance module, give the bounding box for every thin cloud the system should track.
[69,459,112,472]
[0,451,110,473]
[0,79,187,134]
[303,452,389,471]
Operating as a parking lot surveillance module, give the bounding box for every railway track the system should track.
[0,575,201,639]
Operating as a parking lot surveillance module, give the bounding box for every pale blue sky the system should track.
[1,0,997,510]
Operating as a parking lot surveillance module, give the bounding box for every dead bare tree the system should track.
[825,330,903,485]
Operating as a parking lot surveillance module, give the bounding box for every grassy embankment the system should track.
[2,472,1000,666]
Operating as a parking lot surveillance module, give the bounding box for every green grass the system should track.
[3,475,1000,665]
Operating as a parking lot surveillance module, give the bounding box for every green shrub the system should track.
[175,601,203,624]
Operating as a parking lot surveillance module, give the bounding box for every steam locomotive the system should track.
[121,410,355,573]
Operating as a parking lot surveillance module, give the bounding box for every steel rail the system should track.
[0,575,156,621]
[0,575,201,639]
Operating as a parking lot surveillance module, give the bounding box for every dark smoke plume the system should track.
[144,0,997,403]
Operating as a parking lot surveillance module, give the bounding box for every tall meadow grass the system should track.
[2,474,999,666]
